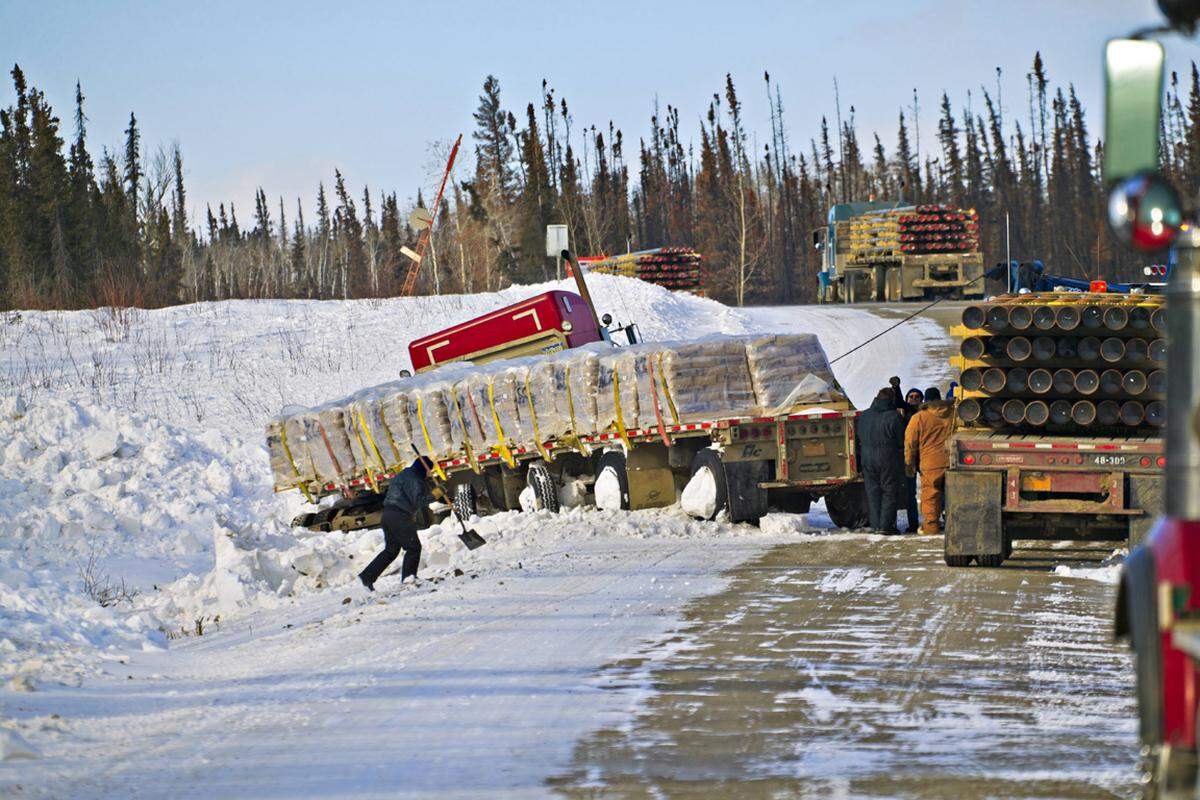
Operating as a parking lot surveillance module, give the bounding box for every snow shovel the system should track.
[410,446,486,550]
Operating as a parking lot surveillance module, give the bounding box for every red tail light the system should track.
[963,454,976,465]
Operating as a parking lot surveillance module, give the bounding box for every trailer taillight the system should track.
[963,454,976,465]
[1141,456,1152,467]
[1157,456,1166,467]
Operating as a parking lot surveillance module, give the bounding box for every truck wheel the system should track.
[453,483,477,522]
[944,554,973,567]
[683,449,727,521]
[527,462,560,513]
[594,451,630,511]
[825,483,869,529]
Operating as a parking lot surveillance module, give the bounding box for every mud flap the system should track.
[1128,474,1164,547]
[724,460,769,524]
[944,470,1003,558]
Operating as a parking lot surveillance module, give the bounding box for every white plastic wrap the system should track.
[744,333,844,414]
[596,350,643,432]
[660,338,757,423]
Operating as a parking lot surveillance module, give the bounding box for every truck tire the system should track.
[825,483,869,529]
[594,451,631,511]
[453,483,477,522]
[684,449,728,521]
[527,462,560,513]
[944,554,974,567]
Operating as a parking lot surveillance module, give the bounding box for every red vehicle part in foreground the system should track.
[408,290,603,373]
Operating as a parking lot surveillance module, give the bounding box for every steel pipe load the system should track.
[1005,367,1030,393]
[1100,337,1127,363]
[982,399,1005,427]
[1150,338,1167,364]
[1098,399,1121,426]
[1057,305,1083,331]
[1071,400,1097,426]
[1078,336,1101,361]
[962,305,986,330]
[1082,305,1105,329]
[1025,399,1050,425]
[982,368,1007,393]
[960,367,984,392]
[1033,305,1057,331]
[1151,306,1166,333]
[1102,305,1129,330]
[1100,369,1124,396]
[1129,305,1151,331]
[1032,336,1056,361]
[985,305,1011,331]
[1006,336,1033,361]
[1049,399,1073,426]
[1122,369,1148,396]
[1146,400,1166,428]
[1002,399,1027,425]
[1074,369,1100,395]
[1028,368,1054,394]
[1150,369,1167,396]
[1119,400,1146,426]
[958,398,982,423]
[1053,368,1076,395]
[1009,305,1034,331]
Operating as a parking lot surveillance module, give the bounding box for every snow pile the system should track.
[0,395,299,683]
[1053,550,1127,584]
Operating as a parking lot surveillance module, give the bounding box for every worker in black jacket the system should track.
[854,388,906,534]
[359,456,438,591]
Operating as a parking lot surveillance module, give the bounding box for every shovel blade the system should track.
[458,528,486,550]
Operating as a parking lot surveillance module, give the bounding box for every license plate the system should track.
[802,441,827,457]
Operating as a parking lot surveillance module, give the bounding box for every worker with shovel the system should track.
[359,456,438,591]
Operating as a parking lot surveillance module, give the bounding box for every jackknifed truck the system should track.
[943,292,1166,566]
[268,255,868,533]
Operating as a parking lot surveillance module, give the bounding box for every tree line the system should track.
[2,55,1197,311]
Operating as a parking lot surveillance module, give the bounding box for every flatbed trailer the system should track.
[943,429,1164,566]
[292,405,868,533]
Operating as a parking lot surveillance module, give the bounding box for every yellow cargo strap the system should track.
[375,406,404,471]
[356,409,388,492]
[523,372,552,462]
[612,370,632,450]
[415,396,448,481]
[564,366,588,455]
[655,352,680,425]
[278,424,314,503]
[451,394,481,474]
[487,380,517,468]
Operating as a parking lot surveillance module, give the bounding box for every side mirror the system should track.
[1104,39,1183,252]
[811,229,824,251]
[601,313,613,327]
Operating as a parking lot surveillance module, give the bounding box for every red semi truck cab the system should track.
[408,290,605,373]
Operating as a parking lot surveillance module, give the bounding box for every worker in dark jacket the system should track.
[901,388,925,532]
[359,456,438,591]
[854,388,906,533]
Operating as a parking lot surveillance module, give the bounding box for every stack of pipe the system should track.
[582,247,703,293]
[956,292,1166,432]
[848,204,979,262]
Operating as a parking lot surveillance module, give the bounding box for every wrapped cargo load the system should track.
[744,334,844,415]
[376,388,416,463]
[345,385,408,480]
[267,416,319,492]
[448,378,488,454]
[407,381,460,461]
[596,348,647,431]
[659,338,756,423]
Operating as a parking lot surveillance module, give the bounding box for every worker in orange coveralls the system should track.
[903,386,954,535]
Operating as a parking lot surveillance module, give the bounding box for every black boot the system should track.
[359,574,375,592]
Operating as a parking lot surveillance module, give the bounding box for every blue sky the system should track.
[3,0,1199,228]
